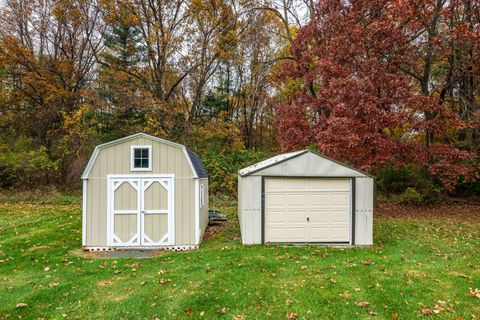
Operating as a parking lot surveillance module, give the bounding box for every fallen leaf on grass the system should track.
[286,312,298,319]
[44,266,50,272]
[339,292,351,299]
[469,288,480,298]
[49,282,59,287]
[220,307,227,314]
[432,305,444,314]
[354,287,361,291]
[158,279,169,285]
[421,308,432,315]
[97,281,112,287]
[16,303,28,308]
[185,308,193,316]
[355,301,370,307]
[367,310,377,315]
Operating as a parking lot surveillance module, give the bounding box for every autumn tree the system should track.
[0,0,105,182]
[277,0,479,187]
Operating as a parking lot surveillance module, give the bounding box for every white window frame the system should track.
[130,145,152,171]
[200,184,205,208]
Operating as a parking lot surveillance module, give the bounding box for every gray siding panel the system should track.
[355,177,374,245]
[253,152,369,177]
[241,176,262,244]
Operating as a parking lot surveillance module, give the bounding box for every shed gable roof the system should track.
[239,150,374,178]
[81,133,207,179]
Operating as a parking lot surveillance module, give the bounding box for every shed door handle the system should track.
[307,217,310,222]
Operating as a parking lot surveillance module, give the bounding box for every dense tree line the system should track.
[0,0,478,197]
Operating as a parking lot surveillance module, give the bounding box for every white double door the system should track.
[108,176,174,247]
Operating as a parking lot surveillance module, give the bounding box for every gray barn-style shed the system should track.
[81,133,208,251]
[238,150,374,245]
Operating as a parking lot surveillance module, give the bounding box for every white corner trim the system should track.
[130,145,152,171]
[183,147,198,178]
[195,179,200,244]
[107,176,112,246]
[82,179,87,246]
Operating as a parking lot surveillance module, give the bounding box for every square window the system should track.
[131,146,151,170]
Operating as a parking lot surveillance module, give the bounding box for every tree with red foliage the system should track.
[276,0,479,188]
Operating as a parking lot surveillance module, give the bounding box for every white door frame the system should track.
[107,174,175,247]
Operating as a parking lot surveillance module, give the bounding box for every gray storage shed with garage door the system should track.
[81,132,208,251]
[237,150,374,245]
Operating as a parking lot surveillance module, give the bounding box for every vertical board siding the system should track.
[354,177,374,245]
[85,136,198,247]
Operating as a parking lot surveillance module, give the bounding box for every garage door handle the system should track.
[307,217,309,222]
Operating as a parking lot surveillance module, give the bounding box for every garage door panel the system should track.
[266,178,286,190]
[268,228,286,241]
[309,193,329,206]
[308,227,330,241]
[329,193,350,205]
[329,227,349,240]
[329,210,349,222]
[289,194,307,206]
[286,227,308,241]
[268,194,287,206]
[307,210,329,223]
[288,211,307,223]
[326,179,350,190]
[268,211,286,223]
[286,179,307,190]
[265,178,351,243]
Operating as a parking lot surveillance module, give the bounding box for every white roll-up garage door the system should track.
[265,178,351,243]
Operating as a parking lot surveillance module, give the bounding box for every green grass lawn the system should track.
[0,196,479,320]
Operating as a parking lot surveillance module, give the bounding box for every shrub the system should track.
[202,149,267,196]
[0,145,60,189]
[393,187,424,205]
[375,164,445,204]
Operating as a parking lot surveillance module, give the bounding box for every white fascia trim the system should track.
[194,179,200,244]
[183,147,198,178]
[130,145,152,171]
[81,147,100,179]
[82,132,193,179]
[82,179,87,246]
